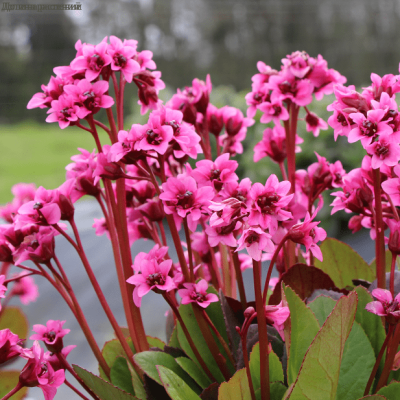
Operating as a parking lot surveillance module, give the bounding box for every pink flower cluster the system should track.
[27,36,165,128]
[328,73,400,169]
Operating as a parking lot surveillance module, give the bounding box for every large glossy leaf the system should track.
[255,382,288,400]
[111,357,135,395]
[134,350,201,394]
[354,286,386,362]
[314,238,375,288]
[335,322,375,400]
[177,303,226,383]
[249,342,284,391]
[377,382,400,399]
[73,365,138,400]
[285,291,358,400]
[308,295,336,326]
[284,286,320,385]
[0,306,29,339]
[157,365,202,400]
[268,264,336,305]
[176,356,213,389]
[0,371,28,399]
[218,368,251,400]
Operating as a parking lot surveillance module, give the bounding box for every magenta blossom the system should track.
[264,301,290,340]
[365,289,400,325]
[236,227,275,261]
[126,258,175,307]
[365,133,400,169]
[222,106,254,137]
[63,79,114,115]
[0,329,24,364]
[70,39,112,81]
[138,119,174,155]
[248,175,293,234]
[259,100,289,125]
[288,211,327,261]
[19,341,65,400]
[30,320,70,353]
[46,94,88,129]
[209,197,247,227]
[0,275,7,310]
[305,111,328,137]
[178,279,219,308]
[11,273,39,304]
[92,218,110,240]
[382,165,400,206]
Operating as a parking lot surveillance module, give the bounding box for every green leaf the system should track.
[369,249,399,273]
[335,322,376,400]
[168,325,181,348]
[377,382,400,399]
[73,365,138,400]
[111,357,135,395]
[206,286,230,345]
[357,396,387,399]
[254,382,287,400]
[147,336,165,350]
[157,365,202,400]
[308,295,336,326]
[134,350,201,394]
[0,306,29,339]
[177,303,226,383]
[284,285,320,385]
[249,342,283,391]
[314,238,375,288]
[0,371,28,399]
[286,291,358,400]
[354,286,386,362]
[218,368,251,400]
[175,356,213,389]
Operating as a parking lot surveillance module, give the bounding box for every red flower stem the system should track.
[201,309,236,366]
[229,252,237,299]
[364,324,394,395]
[279,162,288,181]
[111,71,120,103]
[253,259,270,400]
[34,261,110,377]
[208,245,222,291]
[219,244,232,297]
[93,119,111,136]
[163,293,217,382]
[239,323,257,400]
[230,247,247,309]
[57,353,98,400]
[64,379,92,400]
[145,159,191,282]
[376,323,400,391]
[216,140,221,157]
[76,122,93,134]
[118,72,125,131]
[1,382,23,400]
[4,271,37,283]
[202,118,212,160]
[99,184,142,355]
[0,262,10,275]
[192,305,232,381]
[115,178,149,352]
[183,217,195,282]
[105,108,118,143]
[262,235,289,304]
[390,252,397,298]
[158,221,167,247]
[373,168,386,289]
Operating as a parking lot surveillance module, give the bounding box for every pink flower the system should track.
[222,106,254,137]
[207,104,224,136]
[160,175,214,231]
[46,94,88,129]
[19,341,65,400]
[305,111,328,137]
[108,125,144,163]
[282,51,312,78]
[236,227,275,261]
[70,39,112,81]
[329,160,346,188]
[269,277,280,291]
[327,103,355,141]
[209,197,247,227]
[138,120,174,155]
[288,211,327,261]
[365,289,400,325]
[31,320,70,353]
[93,218,110,240]
[10,273,39,304]
[348,110,393,146]
[178,279,219,308]
[0,329,24,364]
[248,175,293,234]
[107,35,140,82]
[63,79,114,115]
[382,166,400,206]
[126,258,175,307]
[135,70,165,115]
[387,219,400,255]
[191,153,238,192]
[264,301,290,340]
[259,100,289,124]
[0,275,7,305]
[365,133,400,169]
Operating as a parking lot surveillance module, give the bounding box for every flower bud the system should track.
[244,306,255,319]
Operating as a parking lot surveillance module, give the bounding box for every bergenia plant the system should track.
[1,40,400,400]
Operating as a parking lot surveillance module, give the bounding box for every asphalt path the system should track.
[5,200,375,400]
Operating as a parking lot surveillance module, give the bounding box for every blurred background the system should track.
[0,1,399,398]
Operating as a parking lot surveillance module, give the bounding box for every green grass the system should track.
[0,121,109,204]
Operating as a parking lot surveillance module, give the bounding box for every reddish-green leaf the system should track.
[285,291,358,399]
[268,264,336,305]
[0,306,29,339]
[218,369,251,400]
[0,371,28,399]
